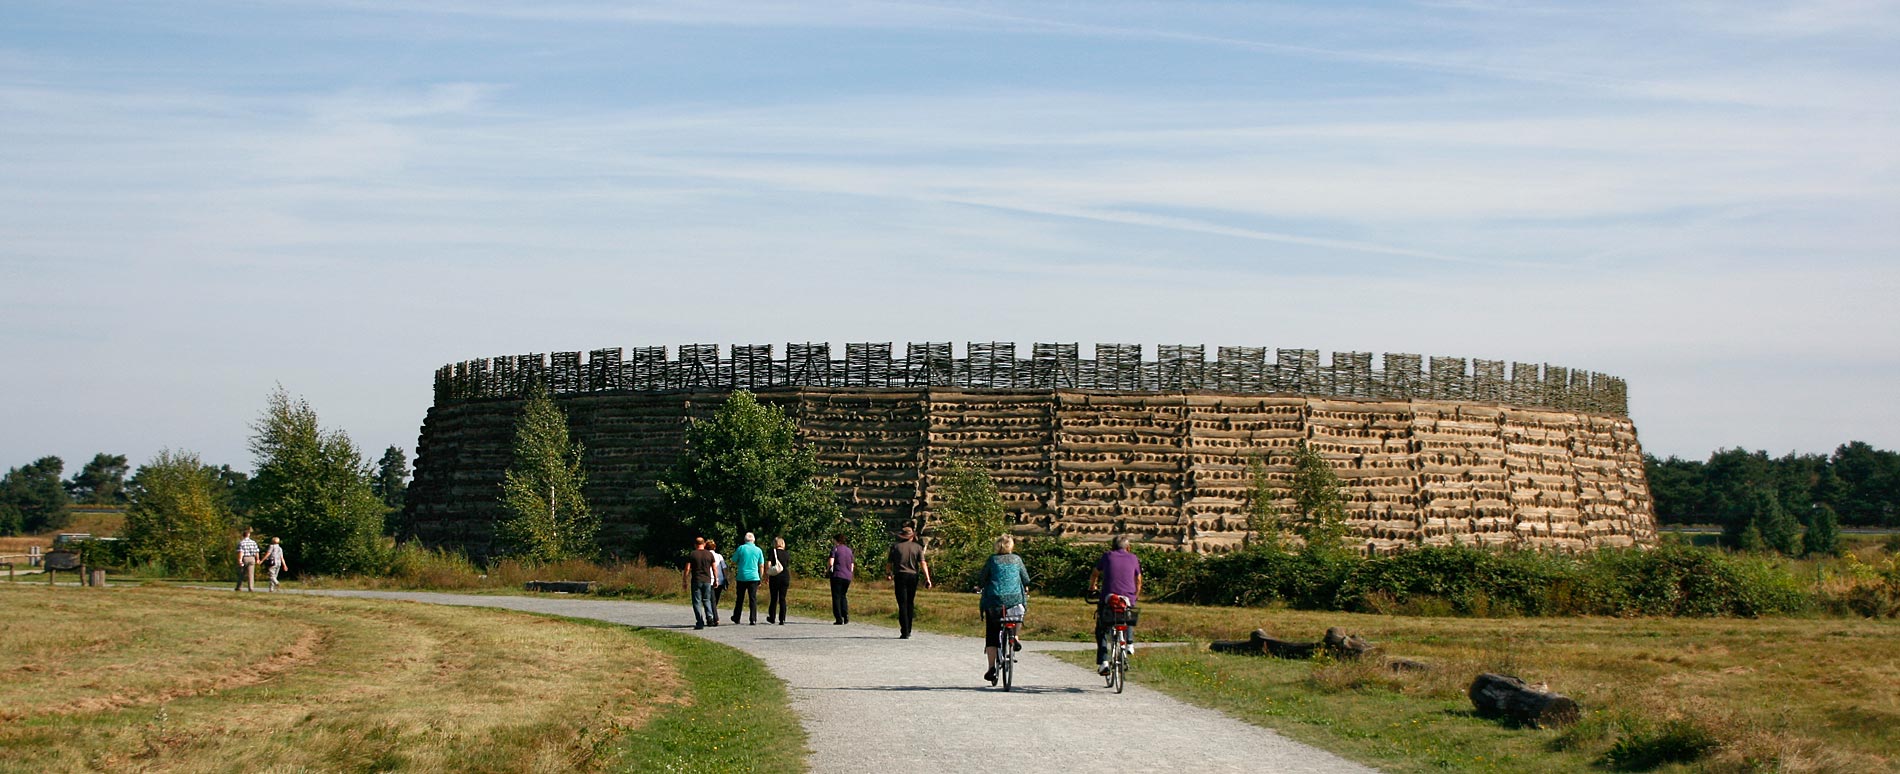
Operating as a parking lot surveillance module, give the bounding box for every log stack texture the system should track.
[407,343,1655,555]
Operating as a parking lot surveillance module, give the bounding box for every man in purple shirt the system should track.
[1088,534,1142,675]
[827,533,855,625]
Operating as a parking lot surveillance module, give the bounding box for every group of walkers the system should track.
[682,526,1143,686]
[233,527,289,592]
[683,532,793,628]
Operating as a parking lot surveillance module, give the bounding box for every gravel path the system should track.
[308,590,1376,773]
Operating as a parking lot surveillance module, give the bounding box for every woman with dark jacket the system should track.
[766,536,791,625]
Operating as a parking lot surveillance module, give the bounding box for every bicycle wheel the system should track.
[1003,624,1017,691]
[1111,632,1128,693]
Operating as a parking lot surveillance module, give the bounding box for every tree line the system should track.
[1646,441,1900,556]
[0,389,411,579]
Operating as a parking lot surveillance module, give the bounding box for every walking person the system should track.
[976,534,1029,685]
[1089,535,1143,675]
[729,532,766,625]
[886,526,932,638]
[707,539,727,618]
[682,537,717,630]
[827,533,854,625]
[766,536,791,625]
[234,528,260,592]
[263,537,289,592]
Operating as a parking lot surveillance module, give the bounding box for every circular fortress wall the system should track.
[406,343,1656,556]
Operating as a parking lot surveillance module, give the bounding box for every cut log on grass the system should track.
[1387,658,1433,673]
[1323,627,1376,660]
[1468,673,1580,728]
[524,580,596,594]
[1209,629,1321,658]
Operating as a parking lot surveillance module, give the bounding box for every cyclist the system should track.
[976,534,1030,686]
[1088,534,1142,676]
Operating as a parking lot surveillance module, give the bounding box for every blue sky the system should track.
[3,0,1897,473]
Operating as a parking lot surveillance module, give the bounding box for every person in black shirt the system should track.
[886,526,932,638]
[682,537,717,630]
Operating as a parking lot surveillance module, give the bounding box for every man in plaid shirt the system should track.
[235,528,260,592]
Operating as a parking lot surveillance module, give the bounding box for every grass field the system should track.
[629,575,1897,773]
[0,585,806,773]
[302,548,1899,772]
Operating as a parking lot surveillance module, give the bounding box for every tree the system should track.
[0,456,71,534]
[1804,503,1842,557]
[496,389,597,562]
[1243,454,1284,551]
[657,390,843,556]
[210,465,253,519]
[66,453,130,505]
[1288,442,1350,554]
[247,387,388,575]
[122,450,232,577]
[1752,489,1802,556]
[930,457,1007,558]
[371,446,408,511]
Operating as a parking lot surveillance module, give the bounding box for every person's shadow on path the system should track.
[821,684,1091,695]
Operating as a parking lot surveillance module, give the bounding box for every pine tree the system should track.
[1289,441,1350,554]
[371,446,409,512]
[1752,489,1802,556]
[0,456,71,534]
[123,450,231,577]
[1804,503,1842,557]
[248,387,388,575]
[497,388,597,562]
[1243,454,1284,551]
[67,453,131,505]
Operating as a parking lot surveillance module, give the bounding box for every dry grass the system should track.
[0,536,51,554]
[769,579,1897,773]
[0,585,688,772]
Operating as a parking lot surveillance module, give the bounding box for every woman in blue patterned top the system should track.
[975,534,1029,685]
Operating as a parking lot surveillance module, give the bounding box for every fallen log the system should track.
[1468,673,1580,728]
[1323,627,1377,660]
[1386,658,1433,673]
[1209,629,1319,658]
[524,580,596,594]
[1208,628,1378,660]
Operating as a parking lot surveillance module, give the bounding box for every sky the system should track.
[2,0,1897,476]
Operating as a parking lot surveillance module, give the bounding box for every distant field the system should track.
[0,586,805,772]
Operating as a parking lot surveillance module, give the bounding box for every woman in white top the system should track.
[264,537,289,592]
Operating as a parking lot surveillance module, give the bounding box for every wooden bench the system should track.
[42,550,81,585]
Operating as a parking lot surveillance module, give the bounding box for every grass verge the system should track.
[0,585,806,773]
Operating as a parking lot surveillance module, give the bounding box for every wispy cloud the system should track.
[1,0,1896,469]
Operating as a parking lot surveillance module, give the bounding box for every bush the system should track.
[1003,538,1822,618]
[1600,718,1720,771]
[1336,545,1571,616]
[1576,545,1810,617]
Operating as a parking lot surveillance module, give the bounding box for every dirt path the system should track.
[309,590,1376,773]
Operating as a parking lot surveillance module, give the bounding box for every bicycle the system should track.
[1099,596,1138,694]
[996,604,1025,691]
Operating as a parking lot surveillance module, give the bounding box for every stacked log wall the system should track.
[407,388,1655,557]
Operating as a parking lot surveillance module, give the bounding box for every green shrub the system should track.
[1599,718,1719,771]
[1014,538,1097,598]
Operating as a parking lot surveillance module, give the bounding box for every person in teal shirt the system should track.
[730,532,767,625]
[975,534,1030,685]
